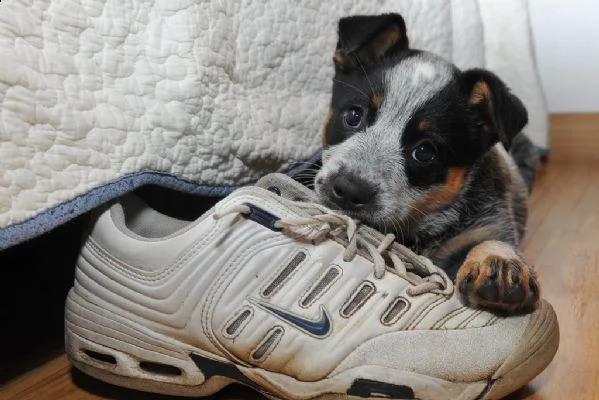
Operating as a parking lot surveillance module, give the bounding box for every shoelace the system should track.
[214,200,452,297]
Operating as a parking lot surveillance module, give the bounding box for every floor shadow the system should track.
[0,185,221,384]
[503,385,540,399]
[71,367,266,400]
[0,215,87,383]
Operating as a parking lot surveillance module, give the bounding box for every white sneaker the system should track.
[65,173,558,400]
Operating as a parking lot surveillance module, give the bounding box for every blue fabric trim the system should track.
[0,149,323,250]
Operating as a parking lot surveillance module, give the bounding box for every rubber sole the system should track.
[479,300,560,400]
[65,289,559,400]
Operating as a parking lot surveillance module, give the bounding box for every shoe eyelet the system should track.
[267,186,281,196]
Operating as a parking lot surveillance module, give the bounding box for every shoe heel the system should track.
[64,288,228,396]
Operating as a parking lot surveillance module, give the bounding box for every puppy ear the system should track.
[334,13,409,72]
[463,69,528,149]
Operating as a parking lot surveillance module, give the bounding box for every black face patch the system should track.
[400,80,483,189]
[324,69,382,146]
[324,51,421,146]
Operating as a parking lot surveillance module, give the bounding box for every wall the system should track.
[528,0,599,113]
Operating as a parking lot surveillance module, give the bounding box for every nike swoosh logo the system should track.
[250,298,332,338]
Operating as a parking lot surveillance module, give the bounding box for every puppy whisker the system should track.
[332,78,370,99]
[355,55,376,97]
[406,204,427,219]
[293,172,318,180]
[387,215,405,245]
[286,163,321,170]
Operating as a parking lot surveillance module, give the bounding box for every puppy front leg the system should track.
[455,240,540,313]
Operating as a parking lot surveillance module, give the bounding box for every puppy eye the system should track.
[342,107,364,128]
[411,142,437,164]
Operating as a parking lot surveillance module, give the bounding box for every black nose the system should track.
[331,174,377,211]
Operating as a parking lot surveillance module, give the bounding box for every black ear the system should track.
[334,13,409,72]
[463,69,528,150]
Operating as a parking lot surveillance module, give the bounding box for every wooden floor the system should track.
[1,114,599,399]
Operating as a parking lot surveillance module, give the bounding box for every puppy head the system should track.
[316,13,528,232]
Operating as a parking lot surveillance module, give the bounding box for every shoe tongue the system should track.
[255,173,318,203]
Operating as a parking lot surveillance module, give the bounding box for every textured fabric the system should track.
[0,0,547,249]
[331,313,529,382]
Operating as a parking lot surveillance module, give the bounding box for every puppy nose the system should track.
[331,174,376,210]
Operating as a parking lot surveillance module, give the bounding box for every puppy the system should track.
[314,14,540,313]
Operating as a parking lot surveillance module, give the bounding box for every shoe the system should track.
[64,173,559,400]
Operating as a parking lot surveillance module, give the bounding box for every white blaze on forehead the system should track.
[412,62,437,85]
[376,53,456,132]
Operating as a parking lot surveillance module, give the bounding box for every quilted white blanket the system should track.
[0,0,548,249]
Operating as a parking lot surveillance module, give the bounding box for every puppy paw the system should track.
[456,241,540,313]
